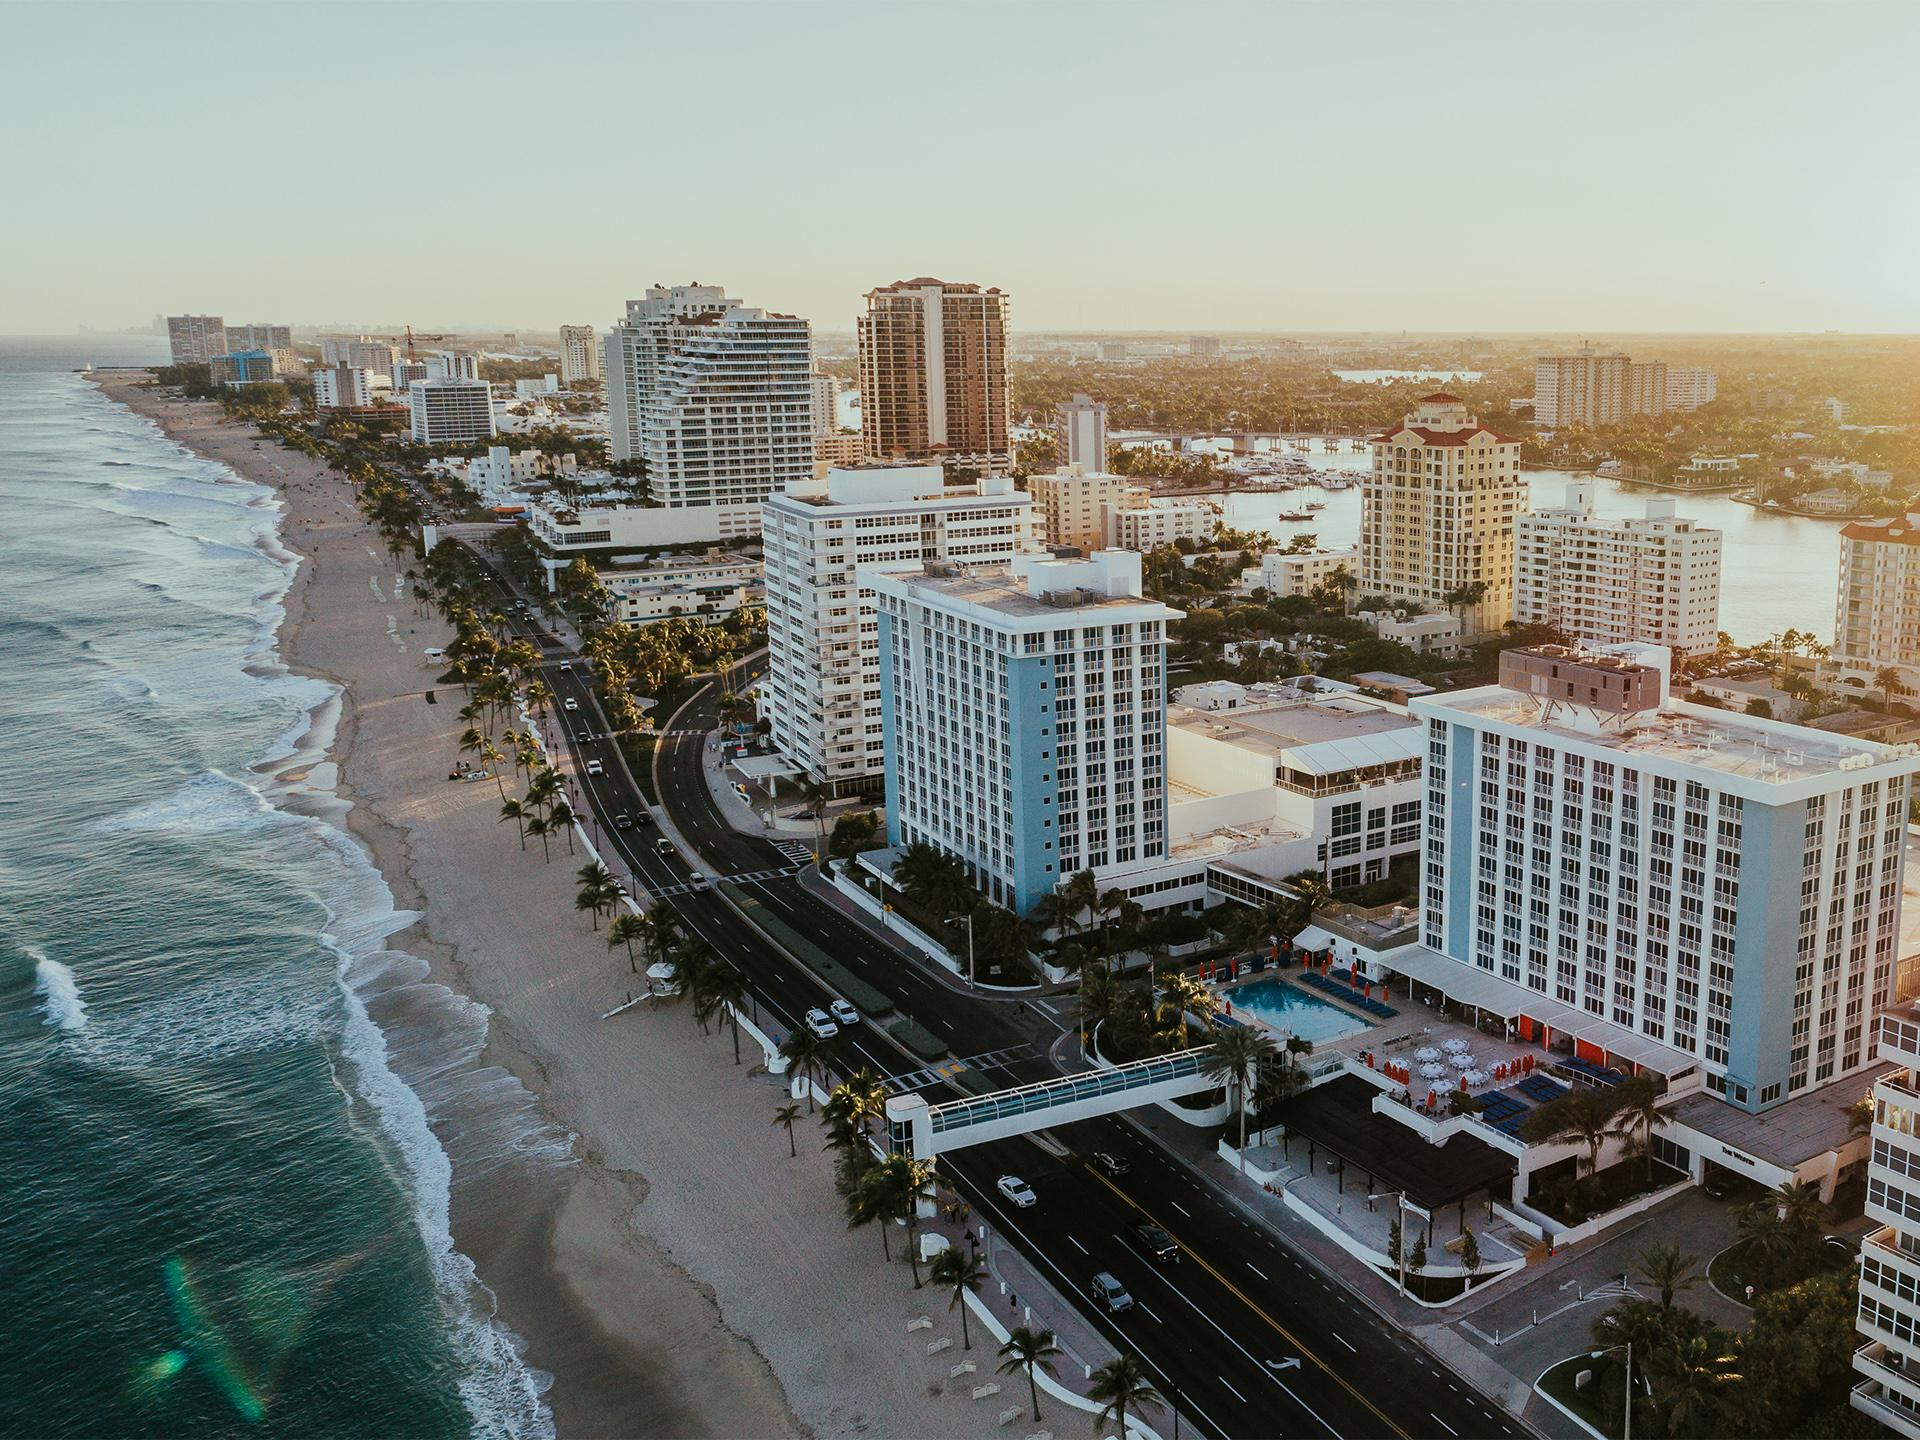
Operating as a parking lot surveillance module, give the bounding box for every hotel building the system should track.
[1515,483,1723,656]
[858,278,1011,476]
[558,324,599,385]
[1057,393,1109,472]
[604,283,814,519]
[1362,394,1525,636]
[1853,1010,1920,1436]
[1832,513,1920,698]
[869,551,1179,914]
[408,377,496,444]
[166,314,227,366]
[1103,496,1217,551]
[427,350,480,382]
[1533,348,1705,427]
[209,350,277,387]
[1414,644,1917,1112]
[761,466,1038,793]
[1666,367,1719,411]
[1028,467,1138,553]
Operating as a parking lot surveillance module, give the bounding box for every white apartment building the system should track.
[224,323,291,354]
[1057,393,1109,471]
[1102,496,1217,550]
[1666,367,1719,411]
[760,466,1038,792]
[458,445,577,504]
[408,378,496,444]
[391,359,428,392]
[1415,644,1917,1111]
[558,324,600,385]
[426,350,480,382]
[166,314,227,366]
[514,375,560,400]
[1027,466,1139,552]
[1362,394,1525,635]
[1256,546,1356,597]
[1189,335,1221,357]
[809,372,845,440]
[598,549,759,627]
[604,283,814,517]
[313,364,372,410]
[869,550,1180,914]
[1515,483,1723,656]
[1854,1010,1920,1437]
[1832,513,1920,696]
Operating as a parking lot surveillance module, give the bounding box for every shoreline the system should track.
[93,374,802,1438]
[90,374,1036,1440]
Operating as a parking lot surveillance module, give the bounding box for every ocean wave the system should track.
[33,953,87,1032]
[91,769,284,838]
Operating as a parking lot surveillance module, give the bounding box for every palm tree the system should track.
[1635,1242,1701,1311]
[773,1101,801,1157]
[1613,1073,1667,1186]
[548,798,578,855]
[1644,1331,1735,1437]
[1087,1352,1161,1438]
[1736,1199,1796,1284]
[861,1154,936,1286]
[1520,1086,1622,1179]
[1206,1024,1279,1160]
[795,771,830,870]
[1157,969,1216,1046]
[524,812,553,862]
[1878,664,1904,708]
[927,1246,985,1349]
[779,1028,826,1111]
[845,1165,895,1261]
[996,1326,1062,1422]
[1772,1177,1828,1238]
[706,966,749,1063]
[606,912,645,972]
[498,797,529,850]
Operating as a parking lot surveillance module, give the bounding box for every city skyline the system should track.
[7,0,1918,336]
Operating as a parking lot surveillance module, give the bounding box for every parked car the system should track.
[829,999,859,1027]
[1128,1221,1179,1264]
[1091,1151,1130,1178]
[804,1008,839,1040]
[996,1175,1037,1208]
[1089,1272,1134,1313]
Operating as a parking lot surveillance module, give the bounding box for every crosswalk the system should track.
[648,862,805,899]
[885,1044,1034,1095]
[773,840,816,866]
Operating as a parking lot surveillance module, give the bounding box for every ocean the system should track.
[0,339,557,1438]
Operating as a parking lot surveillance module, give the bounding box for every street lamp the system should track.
[1591,1342,1638,1440]
[1367,1189,1431,1298]
[964,912,976,986]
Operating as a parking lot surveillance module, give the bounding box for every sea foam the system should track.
[33,954,87,1032]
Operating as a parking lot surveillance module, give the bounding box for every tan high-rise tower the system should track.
[1362,394,1525,637]
[858,278,1010,476]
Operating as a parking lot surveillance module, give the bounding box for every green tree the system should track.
[1636,1242,1701,1312]
[1087,1352,1161,1439]
[997,1326,1062,1423]
[928,1246,985,1350]
[1206,1024,1280,1159]
[779,1028,826,1111]
[772,1101,801,1157]
[606,912,645,972]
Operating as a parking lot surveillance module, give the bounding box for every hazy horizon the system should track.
[6,0,1916,335]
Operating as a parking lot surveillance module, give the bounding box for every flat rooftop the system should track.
[867,560,1176,621]
[1170,696,1418,754]
[1426,686,1913,786]
[1669,1066,1890,1169]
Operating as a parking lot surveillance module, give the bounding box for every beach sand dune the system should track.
[96,376,1037,1440]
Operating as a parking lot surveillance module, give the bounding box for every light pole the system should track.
[965,912,976,986]
[1590,1342,1635,1440]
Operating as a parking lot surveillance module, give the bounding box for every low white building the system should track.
[526,495,762,556]
[1255,546,1356,597]
[1372,610,1463,655]
[597,549,760,626]
[514,375,561,400]
[408,378,496,444]
[459,446,579,505]
[1102,497,1217,550]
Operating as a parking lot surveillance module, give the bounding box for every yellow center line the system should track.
[1084,1164,1411,1440]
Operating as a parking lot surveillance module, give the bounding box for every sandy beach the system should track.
[94,374,1044,1440]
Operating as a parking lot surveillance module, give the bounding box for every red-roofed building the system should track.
[1832,512,1920,701]
[1362,395,1525,636]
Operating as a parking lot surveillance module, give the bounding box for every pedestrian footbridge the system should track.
[886,1047,1220,1157]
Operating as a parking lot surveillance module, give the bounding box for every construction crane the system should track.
[382,325,448,357]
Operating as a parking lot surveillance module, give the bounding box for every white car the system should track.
[804,1007,839,1040]
[996,1175,1037,1208]
[558,660,573,672]
[828,999,860,1028]
[564,698,579,712]
[585,759,604,776]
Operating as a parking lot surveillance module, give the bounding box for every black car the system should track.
[1091,1151,1130,1178]
[1129,1221,1179,1264]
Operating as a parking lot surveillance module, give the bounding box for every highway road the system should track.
[470,553,1523,1440]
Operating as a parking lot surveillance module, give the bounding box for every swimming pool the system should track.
[1224,977,1370,1045]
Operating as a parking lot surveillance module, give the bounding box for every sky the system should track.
[3,0,1916,336]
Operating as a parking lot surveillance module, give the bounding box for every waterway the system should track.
[1194,437,1841,646]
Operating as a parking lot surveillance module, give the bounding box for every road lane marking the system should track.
[1082,1166,1406,1440]
[1219,1376,1247,1405]
[1331,1331,1354,1352]
[1137,1301,1162,1324]
[1171,1201,1191,1217]
[1247,1263,1268,1281]
[1068,1236,1089,1255]
[1430,1415,1457,1436]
